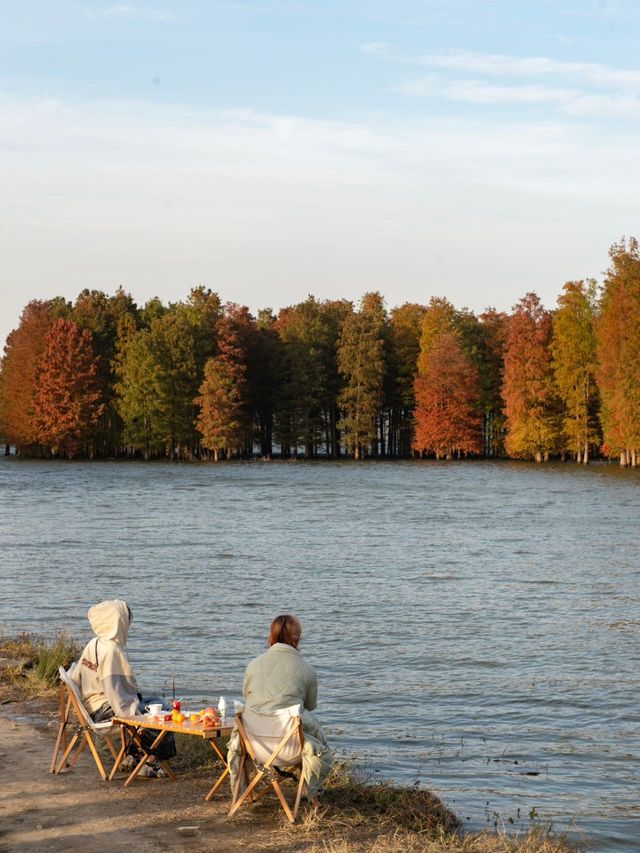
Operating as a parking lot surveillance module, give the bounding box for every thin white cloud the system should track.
[1,93,636,208]
[393,73,640,118]
[417,52,640,91]
[86,4,181,23]
[363,45,640,92]
[551,34,573,47]
[395,75,579,104]
[361,42,392,56]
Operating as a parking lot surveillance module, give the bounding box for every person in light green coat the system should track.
[243,614,318,712]
[228,614,332,798]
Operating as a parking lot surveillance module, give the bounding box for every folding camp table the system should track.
[110,713,233,801]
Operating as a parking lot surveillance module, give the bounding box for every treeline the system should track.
[1,238,639,465]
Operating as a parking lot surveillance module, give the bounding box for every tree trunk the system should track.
[324,414,331,459]
[378,413,386,458]
[583,443,589,464]
[632,449,637,468]
[535,451,542,463]
[354,445,360,460]
[620,449,627,467]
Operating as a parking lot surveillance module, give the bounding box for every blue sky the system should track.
[2,0,640,346]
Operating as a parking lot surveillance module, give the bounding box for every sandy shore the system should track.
[0,696,311,853]
[0,654,577,853]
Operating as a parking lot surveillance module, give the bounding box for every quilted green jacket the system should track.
[242,642,318,712]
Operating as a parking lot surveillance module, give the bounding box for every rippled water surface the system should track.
[1,459,638,850]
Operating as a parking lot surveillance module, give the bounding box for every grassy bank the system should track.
[0,634,581,852]
[0,630,78,701]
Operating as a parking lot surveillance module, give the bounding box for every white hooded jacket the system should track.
[71,599,140,717]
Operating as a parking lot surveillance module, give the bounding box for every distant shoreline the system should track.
[0,451,627,466]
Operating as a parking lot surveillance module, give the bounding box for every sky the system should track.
[2,0,640,348]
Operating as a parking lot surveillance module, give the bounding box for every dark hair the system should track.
[269,614,302,648]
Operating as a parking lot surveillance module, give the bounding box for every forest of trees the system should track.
[1,238,639,465]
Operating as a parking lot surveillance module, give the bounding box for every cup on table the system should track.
[146,703,163,715]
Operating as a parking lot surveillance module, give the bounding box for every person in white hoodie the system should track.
[71,598,175,774]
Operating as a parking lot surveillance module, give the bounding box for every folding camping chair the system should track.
[228,703,314,823]
[50,664,119,781]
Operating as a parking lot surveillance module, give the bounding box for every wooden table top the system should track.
[113,713,234,739]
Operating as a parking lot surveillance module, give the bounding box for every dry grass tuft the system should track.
[0,630,79,698]
[302,826,580,852]
[34,633,79,685]
[267,762,579,853]
[311,759,460,835]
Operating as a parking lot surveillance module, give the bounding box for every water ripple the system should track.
[0,458,638,851]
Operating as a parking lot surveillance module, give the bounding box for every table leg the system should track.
[204,739,230,802]
[123,729,170,787]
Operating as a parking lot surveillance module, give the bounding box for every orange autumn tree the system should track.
[596,238,640,466]
[0,301,55,453]
[503,293,561,462]
[195,314,249,460]
[413,331,482,459]
[34,318,104,457]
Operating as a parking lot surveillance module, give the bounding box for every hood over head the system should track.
[87,599,131,646]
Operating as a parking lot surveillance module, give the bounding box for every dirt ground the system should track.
[0,663,577,853]
[0,696,322,853]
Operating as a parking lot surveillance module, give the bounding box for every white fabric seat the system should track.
[228,702,311,822]
[61,664,116,734]
[238,703,302,767]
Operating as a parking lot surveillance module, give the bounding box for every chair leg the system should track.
[293,771,306,820]
[84,732,108,781]
[50,694,72,773]
[229,753,246,809]
[271,777,295,823]
[228,767,265,817]
[54,733,80,775]
[243,755,255,801]
[67,736,88,768]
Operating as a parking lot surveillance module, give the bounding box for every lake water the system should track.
[1,458,638,850]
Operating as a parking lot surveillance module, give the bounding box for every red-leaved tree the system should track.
[34,318,104,457]
[413,332,482,459]
[0,301,55,452]
[195,314,249,460]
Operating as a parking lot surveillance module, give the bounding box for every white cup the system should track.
[146,703,163,715]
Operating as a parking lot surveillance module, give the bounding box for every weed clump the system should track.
[34,633,78,685]
[0,630,79,695]
[318,759,460,834]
